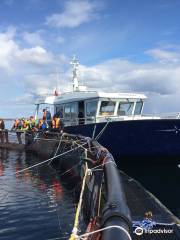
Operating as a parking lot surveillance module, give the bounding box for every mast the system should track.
[70,55,79,92]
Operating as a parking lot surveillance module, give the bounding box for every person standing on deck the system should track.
[29,116,36,130]
[52,116,64,133]
[11,119,22,144]
[0,119,5,143]
[42,109,52,128]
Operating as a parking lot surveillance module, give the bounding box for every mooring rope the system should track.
[48,133,65,165]
[69,162,89,240]
[15,142,88,174]
[92,123,97,140]
[95,119,111,141]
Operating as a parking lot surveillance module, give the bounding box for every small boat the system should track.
[31,56,180,162]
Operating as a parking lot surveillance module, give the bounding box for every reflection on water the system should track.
[121,160,180,218]
[0,148,76,240]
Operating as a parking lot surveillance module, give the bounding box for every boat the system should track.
[29,56,180,162]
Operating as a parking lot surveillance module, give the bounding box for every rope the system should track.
[97,176,103,217]
[59,162,82,177]
[95,119,111,141]
[15,142,87,174]
[35,137,61,142]
[73,225,132,240]
[92,123,96,140]
[89,160,116,173]
[48,133,64,165]
[69,162,89,240]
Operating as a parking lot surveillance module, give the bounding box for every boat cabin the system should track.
[35,91,147,126]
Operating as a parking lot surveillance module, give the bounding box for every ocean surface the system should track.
[0,148,76,240]
[121,160,180,218]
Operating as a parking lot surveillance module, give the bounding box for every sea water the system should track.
[121,160,180,218]
[0,148,76,240]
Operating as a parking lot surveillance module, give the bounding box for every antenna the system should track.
[70,55,79,91]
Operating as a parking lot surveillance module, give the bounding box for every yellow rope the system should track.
[69,162,89,240]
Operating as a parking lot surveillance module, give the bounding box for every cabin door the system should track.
[78,101,85,124]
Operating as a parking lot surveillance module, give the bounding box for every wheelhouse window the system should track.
[71,102,78,119]
[86,101,97,117]
[134,101,143,115]
[64,102,78,119]
[55,105,64,118]
[64,104,71,119]
[118,102,134,116]
[99,101,116,116]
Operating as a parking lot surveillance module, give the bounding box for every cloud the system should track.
[147,48,180,63]
[16,46,53,65]
[46,0,101,28]
[78,57,180,96]
[22,31,44,46]
[21,49,180,100]
[0,28,18,71]
[24,74,56,96]
[0,29,53,71]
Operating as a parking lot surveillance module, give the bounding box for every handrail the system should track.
[1,111,180,129]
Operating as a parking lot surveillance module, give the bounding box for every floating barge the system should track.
[0,129,25,151]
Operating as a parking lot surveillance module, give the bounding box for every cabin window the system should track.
[99,101,116,116]
[134,101,143,115]
[71,102,78,119]
[55,105,64,118]
[118,102,134,116]
[64,103,78,119]
[86,101,97,117]
[64,104,71,119]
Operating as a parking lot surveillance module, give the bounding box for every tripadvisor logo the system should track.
[134,227,173,235]
[134,227,143,236]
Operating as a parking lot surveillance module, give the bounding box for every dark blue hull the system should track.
[64,119,180,161]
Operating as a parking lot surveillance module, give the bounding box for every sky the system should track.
[0,0,180,117]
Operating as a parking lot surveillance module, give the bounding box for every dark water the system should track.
[0,149,76,240]
[121,160,180,218]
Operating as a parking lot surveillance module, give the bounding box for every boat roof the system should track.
[36,91,147,105]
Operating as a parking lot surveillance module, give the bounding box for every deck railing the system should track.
[1,112,180,129]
